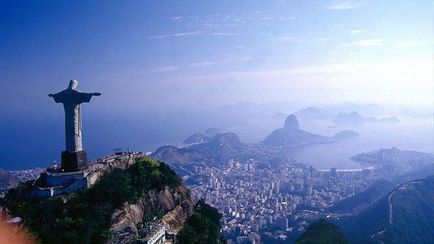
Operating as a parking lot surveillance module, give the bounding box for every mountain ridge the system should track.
[339,175,434,244]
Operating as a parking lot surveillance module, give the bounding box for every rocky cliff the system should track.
[110,184,194,243]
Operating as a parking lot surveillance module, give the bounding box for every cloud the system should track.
[148,31,240,40]
[270,36,304,43]
[345,39,384,46]
[147,61,220,73]
[149,12,293,40]
[208,32,239,36]
[187,61,217,67]
[149,66,179,72]
[270,36,330,44]
[326,1,363,10]
[171,16,183,21]
[148,31,202,40]
[349,29,366,34]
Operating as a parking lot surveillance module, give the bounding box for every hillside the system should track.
[183,133,211,146]
[178,199,225,244]
[296,219,348,244]
[4,157,222,244]
[339,175,434,244]
[153,132,252,164]
[328,179,395,214]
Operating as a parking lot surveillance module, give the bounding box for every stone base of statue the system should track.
[61,150,88,172]
[31,169,89,198]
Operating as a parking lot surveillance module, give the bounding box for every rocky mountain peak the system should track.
[283,114,300,130]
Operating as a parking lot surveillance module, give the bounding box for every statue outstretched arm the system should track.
[48,92,64,103]
[77,91,101,103]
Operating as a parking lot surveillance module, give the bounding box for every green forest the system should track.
[178,199,226,244]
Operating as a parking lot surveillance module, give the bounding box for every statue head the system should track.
[68,80,78,90]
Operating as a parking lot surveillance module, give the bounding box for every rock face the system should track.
[264,114,336,147]
[110,185,194,244]
[284,114,300,130]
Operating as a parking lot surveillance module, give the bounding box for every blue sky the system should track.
[1,0,433,169]
[1,0,433,115]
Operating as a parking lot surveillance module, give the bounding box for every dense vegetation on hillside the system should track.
[328,179,395,214]
[296,219,348,244]
[5,157,181,244]
[178,199,226,244]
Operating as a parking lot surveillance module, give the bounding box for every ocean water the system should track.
[284,119,434,169]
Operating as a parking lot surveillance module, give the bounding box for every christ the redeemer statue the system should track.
[49,80,101,172]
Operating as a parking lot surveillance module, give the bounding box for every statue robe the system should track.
[51,89,93,152]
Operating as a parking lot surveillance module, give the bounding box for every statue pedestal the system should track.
[61,150,88,172]
[32,170,89,197]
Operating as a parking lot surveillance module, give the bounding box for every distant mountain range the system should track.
[263,114,337,147]
[295,106,333,121]
[339,175,434,244]
[334,112,365,126]
[332,130,359,140]
[334,111,400,127]
[351,148,434,173]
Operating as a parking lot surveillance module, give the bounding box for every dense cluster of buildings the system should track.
[8,168,44,183]
[189,159,377,243]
